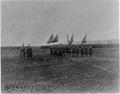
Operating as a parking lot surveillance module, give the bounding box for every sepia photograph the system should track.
[1,0,119,93]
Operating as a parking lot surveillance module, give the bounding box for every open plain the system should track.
[1,45,119,93]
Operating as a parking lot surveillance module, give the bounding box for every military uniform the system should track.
[27,47,33,59]
[89,45,93,56]
[20,46,26,59]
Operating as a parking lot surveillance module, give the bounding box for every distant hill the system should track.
[73,39,119,45]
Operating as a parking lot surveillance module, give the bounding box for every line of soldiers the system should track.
[20,43,33,59]
[49,45,94,59]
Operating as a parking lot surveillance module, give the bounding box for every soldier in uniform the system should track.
[68,46,70,56]
[78,46,81,57]
[57,46,63,60]
[83,45,86,56]
[80,45,84,57]
[84,45,87,56]
[52,47,54,55]
[76,46,79,57]
[20,43,26,59]
[50,47,52,55]
[72,47,75,57]
[89,45,93,56]
[27,44,33,59]
[67,46,69,56]
[62,47,66,56]
[53,46,56,55]
[25,46,28,58]
[70,46,73,56]
[55,46,58,56]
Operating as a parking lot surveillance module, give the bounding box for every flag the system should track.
[81,34,87,44]
[52,34,58,42]
[69,34,73,45]
[47,34,54,44]
[67,34,70,44]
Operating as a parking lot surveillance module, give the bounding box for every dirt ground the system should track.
[1,46,119,93]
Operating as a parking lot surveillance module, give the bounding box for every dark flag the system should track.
[47,34,54,44]
[81,34,87,45]
[69,34,73,45]
[52,34,58,43]
[67,34,70,44]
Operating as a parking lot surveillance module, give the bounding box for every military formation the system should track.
[49,44,94,59]
[20,43,94,60]
[20,43,33,59]
[20,32,93,60]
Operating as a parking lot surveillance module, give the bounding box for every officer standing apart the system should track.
[20,43,26,59]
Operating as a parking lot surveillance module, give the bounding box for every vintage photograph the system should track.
[1,0,119,93]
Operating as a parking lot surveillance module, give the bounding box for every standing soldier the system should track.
[20,43,26,59]
[80,45,83,57]
[53,47,55,55]
[86,45,89,56]
[72,47,75,57]
[57,46,62,60]
[85,45,87,56]
[25,46,28,58]
[50,47,52,55]
[27,44,33,59]
[83,45,86,56]
[89,45,93,56]
[76,46,79,57]
[66,46,68,56]
[78,46,81,57]
[70,46,73,56]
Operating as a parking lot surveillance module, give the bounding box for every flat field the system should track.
[1,45,119,93]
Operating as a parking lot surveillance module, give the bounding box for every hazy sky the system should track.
[1,0,119,46]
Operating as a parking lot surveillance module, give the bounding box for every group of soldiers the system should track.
[20,43,33,59]
[50,45,94,59]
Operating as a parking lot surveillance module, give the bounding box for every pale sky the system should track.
[1,0,119,46]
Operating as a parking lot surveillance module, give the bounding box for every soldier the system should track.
[52,46,55,55]
[80,45,82,56]
[54,46,57,56]
[72,47,75,57]
[50,47,52,55]
[89,45,93,56]
[74,47,76,57]
[78,46,81,57]
[20,43,26,59]
[57,46,63,60]
[27,44,33,59]
[76,46,79,57]
[53,46,56,55]
[86,45,89,56]
[83,45,86,56]
[84,45,86,56]
[70,47,73,56]
[80,46,83,57]
[66,46,69,56]
[67,46,69,56]
[62,47,65,56]
[25,46,28,58]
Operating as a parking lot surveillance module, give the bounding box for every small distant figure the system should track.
[25,46,28,58]
[20,43,26,59]
[85,45,89,56]
[57,46,63,60]
[27,44,33,59]
[89,45,93,56]
[80,46,84,57]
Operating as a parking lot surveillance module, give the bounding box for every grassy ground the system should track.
[1,46,119,93]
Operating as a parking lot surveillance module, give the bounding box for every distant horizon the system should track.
[1,38,119,47]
